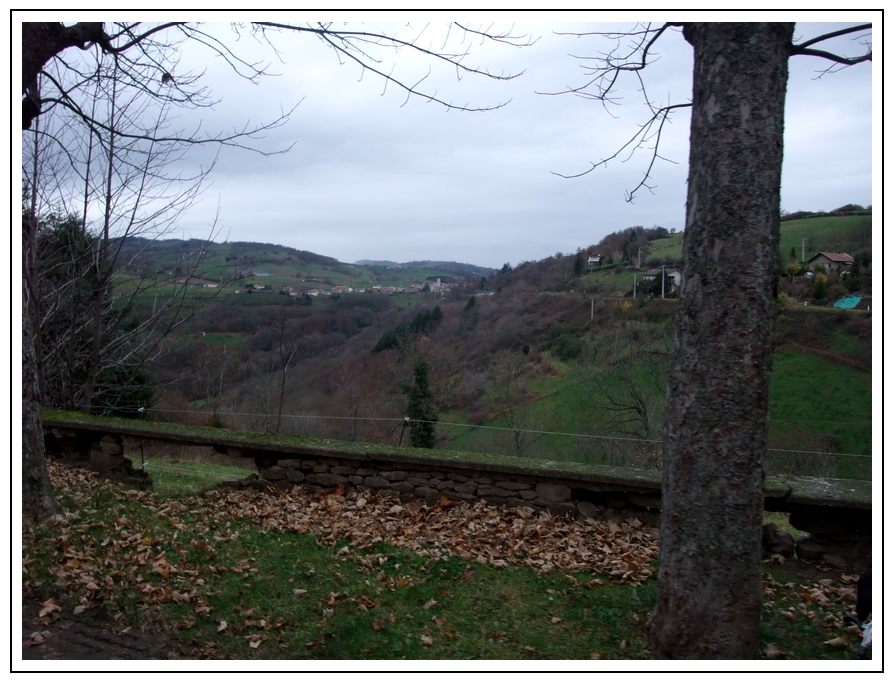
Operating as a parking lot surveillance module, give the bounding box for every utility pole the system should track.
[661,264,666,299]
[801,236,807,262]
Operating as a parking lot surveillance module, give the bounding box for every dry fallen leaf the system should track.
[28,631,49,646]
[38,598,61,619]
[217,620,228,633]
[823,636,850,648]
[764,644,790,659]
[423,599,438,610]
[420,635,434,646]
[550,617,563,624]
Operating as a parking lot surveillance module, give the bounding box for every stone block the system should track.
[263,466,287,481]
[364,476,390,489]
[312,464,330,474]
[547,502,578,517]
[536,482,571,504]
[307,473,346,487]
[454,481,478,495]
[518,490,539,501]
[332,465,357,476]
[477,485,511,498]
[576,501,601,519]
[495,480,531,491]
[382,471,408,482]
[287,469,306,483]
[414,487,440,504]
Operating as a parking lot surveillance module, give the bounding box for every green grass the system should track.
[143,458,254,496]
[768,351,872,475]
[442,334,870,479]
[633,213,871,267]
[23,463,861,660]
[779,214,872,260]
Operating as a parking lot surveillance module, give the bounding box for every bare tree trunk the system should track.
[649,23,793,659]
[23,195,58,521]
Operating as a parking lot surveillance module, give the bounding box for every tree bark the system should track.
[23,202,58,521]
[649,23,793,659]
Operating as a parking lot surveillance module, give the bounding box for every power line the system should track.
[60,403,872,460]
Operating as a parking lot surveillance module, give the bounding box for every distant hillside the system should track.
[600,211,872,268]
[355,259,495,279]
[112,237,492,300]
[116,237,340,277]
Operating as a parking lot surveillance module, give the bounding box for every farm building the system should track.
[806,251,854,273]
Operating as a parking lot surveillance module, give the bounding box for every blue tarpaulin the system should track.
[833,295,863,309]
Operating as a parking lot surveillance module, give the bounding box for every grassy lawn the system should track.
[768,351,872,477]
[22,462,867,661]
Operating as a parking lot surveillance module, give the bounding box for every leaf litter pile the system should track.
[22,463,864,659]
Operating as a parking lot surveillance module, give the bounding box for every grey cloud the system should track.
[169,19,872,268]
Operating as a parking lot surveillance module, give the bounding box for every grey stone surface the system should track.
[536,482,572,503]
[495,480,532,491]
[263,466,287,481]
[287,469,306,483]
[307,473,346,487]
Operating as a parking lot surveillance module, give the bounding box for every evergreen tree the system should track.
[573,248,586,276]
[407,360,437,448]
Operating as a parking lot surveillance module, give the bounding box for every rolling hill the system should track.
[642,212,872,266]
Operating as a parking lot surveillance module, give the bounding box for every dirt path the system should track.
[21,599,179,661]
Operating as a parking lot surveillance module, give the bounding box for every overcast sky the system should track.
[42,14,879,269]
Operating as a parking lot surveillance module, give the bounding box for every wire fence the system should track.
[74,402,872,482]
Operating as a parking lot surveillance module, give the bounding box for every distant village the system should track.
[182,271,459,298]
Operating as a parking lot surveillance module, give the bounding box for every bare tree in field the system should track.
[554,21,871,658]
[20,18,529,522]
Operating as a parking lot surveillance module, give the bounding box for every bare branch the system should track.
[552,103,691,202]
[251,21,528,112]
[792,46,871,66]
[791,23,871,53]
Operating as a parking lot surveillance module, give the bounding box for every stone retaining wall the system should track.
[245,453,661,524]
[45,429,150,489]
[42,415,871,569]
